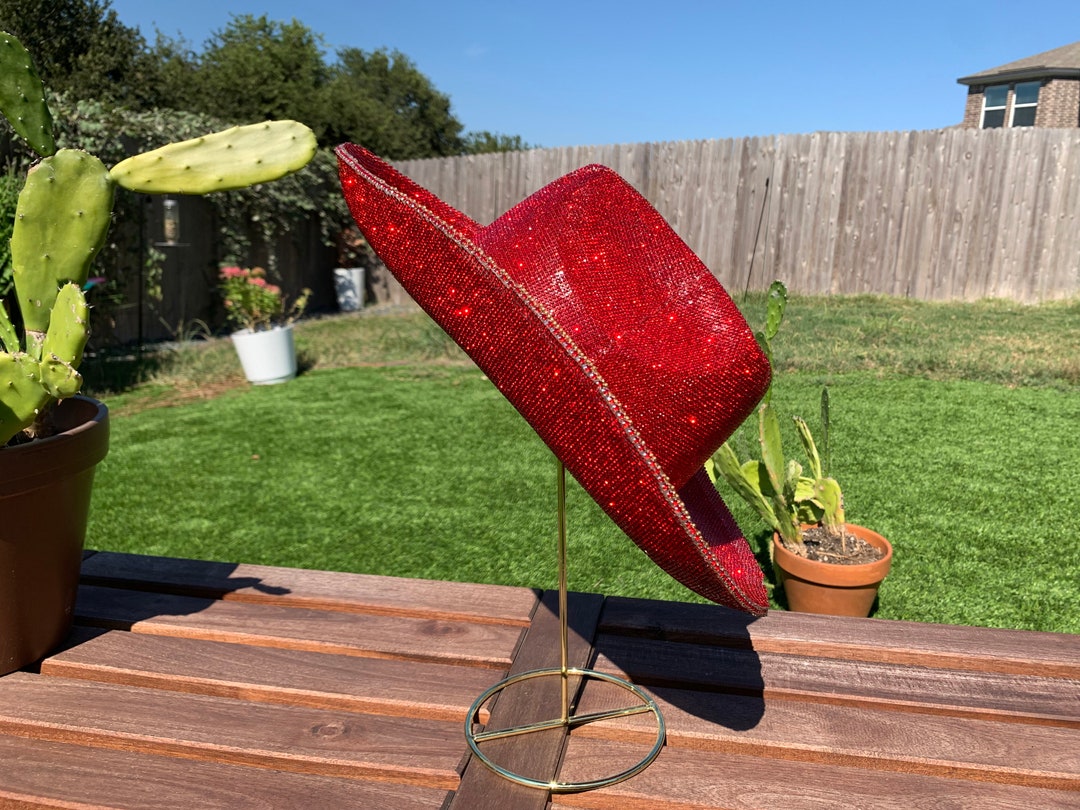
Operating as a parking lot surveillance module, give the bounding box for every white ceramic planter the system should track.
[333,267,365,312]
[230,324,297,385]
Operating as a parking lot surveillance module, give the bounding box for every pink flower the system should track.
[219,264,305,332]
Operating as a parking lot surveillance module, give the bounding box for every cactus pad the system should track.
[0,300,18,353]
[39,354,82,399]
[109,120,317,194]
[41,283,90,369]
[10,149,113,349]
[0,32,55,157]
[0,353,49,445]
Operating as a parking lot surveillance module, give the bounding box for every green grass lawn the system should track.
[84,294,1080,632]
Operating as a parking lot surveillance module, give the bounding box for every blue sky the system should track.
[107,0,1078,149]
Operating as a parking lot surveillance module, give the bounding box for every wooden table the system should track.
[0,550,1077,809]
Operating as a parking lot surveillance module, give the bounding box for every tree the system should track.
[324,48,464,159]
[0,0,153,106]
[0,5,528,159]
[189,15,330,140]
[463,131,533,155]
[139,31,200,113]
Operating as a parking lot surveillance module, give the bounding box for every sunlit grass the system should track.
[84,296,1080,632]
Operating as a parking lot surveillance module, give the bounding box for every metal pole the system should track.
[557,458,569,724]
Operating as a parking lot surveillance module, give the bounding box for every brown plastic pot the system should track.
[773,524,892,617]
[0,397,109,675]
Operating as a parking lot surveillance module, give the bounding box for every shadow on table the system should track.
[66,552,292,635]
[538,583,767,734]
[65,549,766,734]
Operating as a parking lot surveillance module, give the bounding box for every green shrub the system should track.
[0,170,19,298]
[1,95,350,340]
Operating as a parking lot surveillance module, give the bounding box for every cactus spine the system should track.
[0,31,317,445]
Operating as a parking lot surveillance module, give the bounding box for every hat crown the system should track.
[478,164,768,488]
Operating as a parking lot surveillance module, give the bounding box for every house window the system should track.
[981,85,1008,128]
[980,81,1041,129]
[1010,81,1040,126]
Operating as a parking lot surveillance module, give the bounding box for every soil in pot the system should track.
[797,525,886,565]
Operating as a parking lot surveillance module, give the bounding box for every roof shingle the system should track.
[958,40,1080,85]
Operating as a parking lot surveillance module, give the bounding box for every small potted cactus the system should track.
[0,31,317,674]
[710,281,892,616]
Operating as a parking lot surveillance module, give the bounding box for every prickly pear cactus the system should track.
[0,32,54,157]
[39,283,90,396]
[0,30,317,446]
[11,150,112,354]
[0,353,49,437]
[110,121,317,194]
[0,283,87,440]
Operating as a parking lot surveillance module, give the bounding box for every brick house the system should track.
[958,40,1080,128]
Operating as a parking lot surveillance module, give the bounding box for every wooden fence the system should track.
[103,197,338,345]
[395,128,1080,302]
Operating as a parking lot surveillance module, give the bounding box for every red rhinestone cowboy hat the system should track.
[336,145,772,615]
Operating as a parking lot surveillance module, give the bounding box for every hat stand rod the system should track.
[464,459,666,793]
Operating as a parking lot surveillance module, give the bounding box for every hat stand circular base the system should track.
[465,665,665,792]
[462,459,667,793]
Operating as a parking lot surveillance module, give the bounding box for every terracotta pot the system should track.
[773,524,892,617]
[0,397,109,675]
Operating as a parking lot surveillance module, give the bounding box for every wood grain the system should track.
[599,596,1080,678]
[450,590,605,810]
[593,633,1080,726]
[0,673,466,789]
[0,733,450,809]
[80,550,538,626]
[553,740,1080,810]
[44,627,503,723]
[74,584,524,668]
[2,551,1076,809]
[573,680,1080,790]
[395,128,1080,303]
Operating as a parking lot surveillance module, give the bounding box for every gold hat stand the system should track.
[464,460,666,793]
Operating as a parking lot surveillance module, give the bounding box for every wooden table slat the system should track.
[0,733,451,810]
[81,550,538,626]
[555,740,1080,810]
[0,673,466,789]
[43,627,504,723]
[600,596,1080,678]
[573,680,1080,791]
[594,633,1080,726]
[75,583,524,669]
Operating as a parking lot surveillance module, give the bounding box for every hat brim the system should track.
[337,145,770,615]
